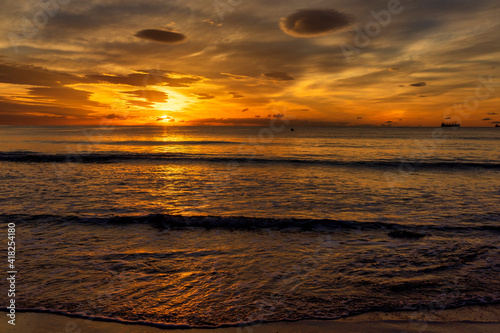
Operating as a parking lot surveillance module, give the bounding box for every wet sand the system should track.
[2,304,499,333]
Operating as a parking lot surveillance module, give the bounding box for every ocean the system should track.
[0,125,499,328]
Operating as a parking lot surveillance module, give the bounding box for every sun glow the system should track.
[157,115,174,122]
[154,89,193,111]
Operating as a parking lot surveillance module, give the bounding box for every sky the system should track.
[0,0,499,126]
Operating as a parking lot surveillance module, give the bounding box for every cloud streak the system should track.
[263,72,295,81]
[88,72,199,87]
[122,90,168,103]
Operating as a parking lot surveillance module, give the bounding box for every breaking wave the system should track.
[1,151,499,169]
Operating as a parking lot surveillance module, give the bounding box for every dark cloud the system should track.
[280,9,351,37]
[357,116,363,119]
[487,112,498,115]
[194,93,215,100]
[482,118,492,121]
[242,108,249,112]
[263,72,294,81]
[156,116,175,122]
[104,113,127,120]
[122,90,168,103]
[229,92,245,98]
[409,82,427,87]
[0,63,90,87]
[0,96,93,119]
[135,29,187,44]
[87,72,199,87]
[27,87,104,107]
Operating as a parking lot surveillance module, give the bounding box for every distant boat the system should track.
[441,122,460,127]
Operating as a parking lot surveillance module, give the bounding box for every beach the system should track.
[3,304,500,333]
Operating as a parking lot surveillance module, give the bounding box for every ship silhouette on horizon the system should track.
[441,122,460,127]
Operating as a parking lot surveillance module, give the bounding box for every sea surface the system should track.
[0,125,499,328]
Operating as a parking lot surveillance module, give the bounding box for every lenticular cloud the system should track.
[280,9,351,37]
[135,29,187,43]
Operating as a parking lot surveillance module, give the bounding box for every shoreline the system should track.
[2,304,500,333]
